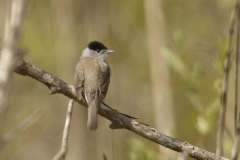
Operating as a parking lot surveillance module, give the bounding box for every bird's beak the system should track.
[106,50,115,54]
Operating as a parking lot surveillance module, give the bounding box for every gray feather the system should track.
[74,57,110,130]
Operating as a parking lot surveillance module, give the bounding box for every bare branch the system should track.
[0,109,42,148]
[0,0,29,122]
[53,99,74,160]
[15,59,229,160]
[216,2,238,158]
[234,1,240,136]
[231,2,240,160]
[231,114,240,160]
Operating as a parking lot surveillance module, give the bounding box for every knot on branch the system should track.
[49,87,61,95]
[110,123,124,129]
[42,73,54,83]
[181,141,194,152]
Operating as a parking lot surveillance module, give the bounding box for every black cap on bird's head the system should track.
[88,41,108,53]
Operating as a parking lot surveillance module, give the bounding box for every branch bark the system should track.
[15,59,228,160]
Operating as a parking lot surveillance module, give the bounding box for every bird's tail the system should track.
[87,99,98,130]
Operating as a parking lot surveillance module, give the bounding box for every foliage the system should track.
[161,30,228,138]
[128,137,160,160]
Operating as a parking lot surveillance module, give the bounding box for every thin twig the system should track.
[231,2,240,160]
[234,1,240,136]
[0,109,42,148]
[53,99,74,160]
[15,60,229,160]
[103,154,108,160]
[0,0,29,123]
[225,126,234,142]
[231,114,240,160]
[216,3,238,159]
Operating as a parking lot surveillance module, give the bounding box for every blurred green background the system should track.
[0,0,238,160]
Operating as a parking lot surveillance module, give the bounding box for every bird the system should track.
[74,41,114,130]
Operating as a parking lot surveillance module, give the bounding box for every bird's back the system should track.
[75,57,110,100]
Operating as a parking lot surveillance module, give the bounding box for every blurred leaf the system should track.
[161,48,189,81]
[161,48,202,90]
[196,116,210,134]
[223,137,233,158]
[195,98,218,134]
[162,46,219,135]
[205,98,219,117]
[187,93,203,111]
[213,38,228,76]
[213,78,222,95]
[173,29,184,55]
[129,137,159,160]
[191,62,202,82]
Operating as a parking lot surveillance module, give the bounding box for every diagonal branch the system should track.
[0,109,42,148]
[15,59,229,160]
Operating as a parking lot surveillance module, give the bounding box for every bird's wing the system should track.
[74,62,85,100]
[99,65,110,101]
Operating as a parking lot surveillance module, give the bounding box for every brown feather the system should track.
[74,57,110,130]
